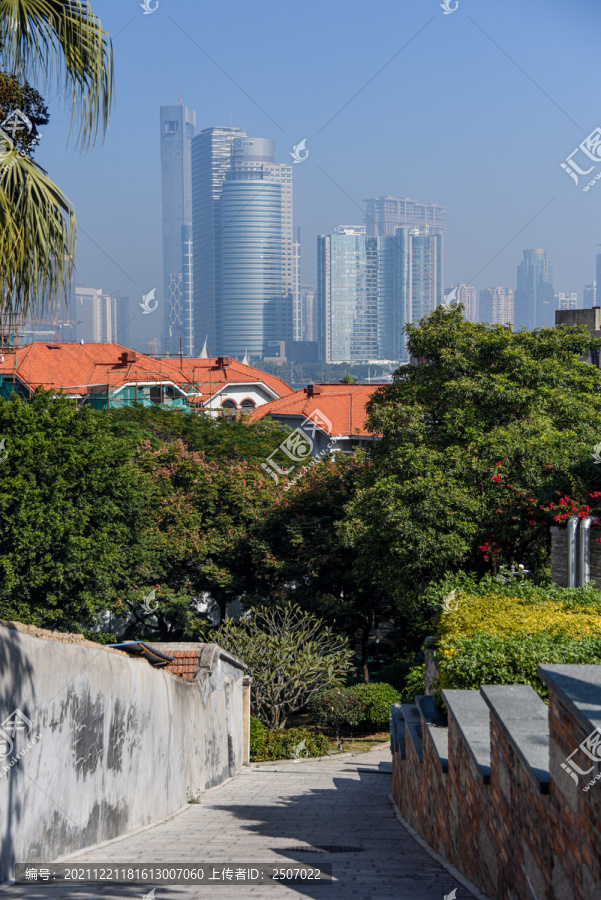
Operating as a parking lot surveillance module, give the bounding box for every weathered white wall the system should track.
[0,625,246,881]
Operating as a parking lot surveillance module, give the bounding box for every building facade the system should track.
[452,284,477,322]
[584,283,596,308]
[364,196,446,237]
[192,128,292,359]
[191,126,246,356]
[478,287,514,326]
[514,249,554,330]
[556,292,578,310]
[74,287,129,344]
[317,226,443,363]
[160,104,196,354]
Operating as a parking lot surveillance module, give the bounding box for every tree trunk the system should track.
[361,614,373,683]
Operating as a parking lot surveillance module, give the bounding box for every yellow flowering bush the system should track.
[433,580,601,699]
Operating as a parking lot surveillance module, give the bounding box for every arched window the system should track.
[221,399,237,418]
[240,398,255,411]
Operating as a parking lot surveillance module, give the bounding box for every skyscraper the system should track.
[478,287,514,325]
[396,227,444,330]
[450,284,477,322]
[364,196,446,237]
[596,253,601,295]
[74,286,127,343]
[584,283,596,308]
[192,129,292,359]
[160,104,195,353]
[292,227,301,341]
[300,285,315,342]
[514,250,554,330]
[220,138,290,358]
[317,226,443,363]
[191,127,246,355]
[556,292,578,310]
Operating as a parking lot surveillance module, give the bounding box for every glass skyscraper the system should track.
[192,130,292,359]
[220,139,283,358]
[317,226,443,363]
[514,249,554,330]
[191,126,246,356]
[364,196,446,237]
[160,104,195,354]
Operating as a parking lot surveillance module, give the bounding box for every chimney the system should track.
[216,356,231,369]
[120,350,137,365]
[305,384,322,397]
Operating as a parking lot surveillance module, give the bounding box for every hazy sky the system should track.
[33,0,601,350]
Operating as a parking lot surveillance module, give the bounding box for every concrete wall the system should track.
[391,665,601,900]
[0,623,247,882]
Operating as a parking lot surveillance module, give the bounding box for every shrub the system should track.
[308,683,402,734]
[209,603,353,729]
[398,664,426,704]
[440,632,601,700]
[308,688,364,738]
[250,723,330,762]
[433,580,601,698]
[350,683,402,729]
[250,716,267,761]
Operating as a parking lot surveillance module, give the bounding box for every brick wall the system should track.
[391,665,601,899]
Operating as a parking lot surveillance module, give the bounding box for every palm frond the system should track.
[0,0,113,150]
[0,146,75,320]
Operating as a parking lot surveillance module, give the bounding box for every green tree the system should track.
[341,308,601,612]
[114,440,278,637]
[0,0,113,320]
[209,603,353,729]
[105,404,289,464]
[0,391,148,630]
[227,453,389,681]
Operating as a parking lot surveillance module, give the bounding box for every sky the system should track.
[32,0,601,351]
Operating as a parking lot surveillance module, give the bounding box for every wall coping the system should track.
[442,689,491,783]
[401,703,423,761]
[538,663,601,733]
[416,695,449,773]
[480,684,550,794]
[390,704,405,757]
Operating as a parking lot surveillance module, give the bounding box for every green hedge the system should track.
[249,717,330,762]
[440,632,601,700]
[432,574,601,699]
[308,682,402,734]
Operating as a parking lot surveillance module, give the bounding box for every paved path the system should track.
[0,744,473,900]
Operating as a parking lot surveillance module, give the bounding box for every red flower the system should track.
[492,475,501,483]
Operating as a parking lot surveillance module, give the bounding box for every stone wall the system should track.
[0,623,248,882]
[391,665,601,899]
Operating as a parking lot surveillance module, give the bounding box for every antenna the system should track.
[174,86,183,107]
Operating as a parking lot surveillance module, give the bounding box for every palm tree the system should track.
[0,0,113,328]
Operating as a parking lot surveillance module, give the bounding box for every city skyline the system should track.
[29,0,601,356]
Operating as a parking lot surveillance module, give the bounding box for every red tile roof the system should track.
[0,344,293,402]
[0,342,196,394]
[169,357,293,400]
[247,383,383,437]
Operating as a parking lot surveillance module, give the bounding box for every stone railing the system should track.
[390,665,601,900]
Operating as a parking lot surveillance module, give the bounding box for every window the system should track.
[240,399,255,411]
[164,121,178,134]
[221,399,237,418]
